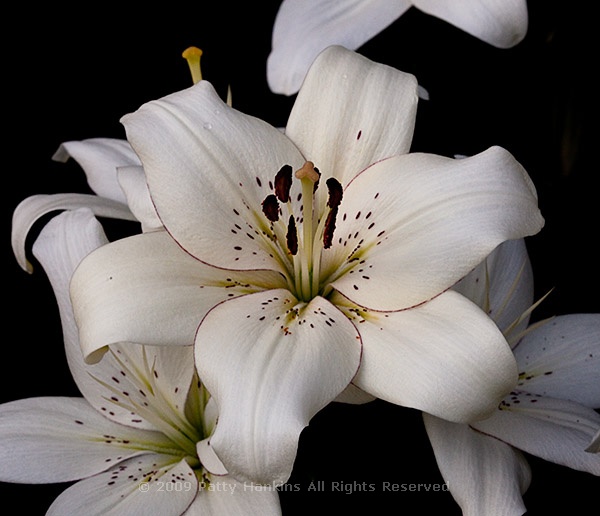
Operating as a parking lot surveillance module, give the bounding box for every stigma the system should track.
[182,46,203,84]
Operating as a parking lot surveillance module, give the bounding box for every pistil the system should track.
[182,46,203,84]
[261,162,342,302]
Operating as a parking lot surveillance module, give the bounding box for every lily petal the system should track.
[267,0,411,95]
[513,314,600,407]
[412,0,528,48]
[586,429,600,453]
[47,456,197,516]
[121,81,305,273]
[285,44,418,192]
[117,165,163,232]
[325,147,543,311]
[12,193,136,273]
[453,238,534,340]
[70,230,287,363]
[195,289,361,484]
[183,476,282,516]
[0,397,171,483]
[344,289,517,422]
[423,413,530,516]
[52,137,141,204]
[473,394,600,474]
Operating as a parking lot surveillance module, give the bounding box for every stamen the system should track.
[275,165,293,202]
[286,215,298,255]
[323,207,338,249]
[262,194,280,222]
[182,46,203,84]
[326,178,343,208]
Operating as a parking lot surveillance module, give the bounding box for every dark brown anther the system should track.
[326,178,343,208]
[261,194,280,222]
[275,164,293,203]
[313,167,321,193]
[323,206,338,249]
[286,215,298,255]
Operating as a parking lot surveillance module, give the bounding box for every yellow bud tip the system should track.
[295,161,319,183]
[182,46,203,84]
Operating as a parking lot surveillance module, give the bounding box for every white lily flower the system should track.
[0,209,281,515]
[267,0,528,95]
[424,239,600,515]
[69,45,543,484]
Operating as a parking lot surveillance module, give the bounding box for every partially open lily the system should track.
[1,209,281,515]
[69,45,544,484]
[267,0,529,95]
[424,238,600,515]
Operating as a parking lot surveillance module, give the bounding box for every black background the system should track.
[4,1,598,514]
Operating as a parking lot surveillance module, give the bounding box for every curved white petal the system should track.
[267,0,411,95]
[412,0,528,48]
[587,429,600,453]
[346,289,517,422]
[52,137,141,204]
[325,147,543,311]
[285,45,418,193]
[183,476,282,516]
[195,289,361,484]
[423,413,530,516]
[32,209,199,430]
[453,238,534,341]
[70,231,287,363]
[11,193,136,273]
[0,397,171,483]
[473,394,600,474]
[513,314,600,407]
[121,81,305,273]
[117,165,163,232]
[47,456,197,516]
[197,439,227,476]
[333,383,376,404]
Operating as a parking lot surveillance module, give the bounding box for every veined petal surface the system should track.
[71,230,287,363]
[53,137,141,204]
[195,289,361,484]
[345,290,517,422]
[412,0,528,48]
[285,44,418,192]
[423,413,530,516]
[324,147,543,311]
[121,81,306,273]
[267,0,411,95]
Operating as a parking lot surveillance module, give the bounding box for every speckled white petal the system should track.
[285,45,418,195]
[117,165,163,232]
[267,0,411,95]
[47,456,197,516]
[324,147,543,312]
[183,476,282,516]
[121,81,305,273]
[346,290,517,422]
[453,238,534,341]
[423,413,530,516]
[31,209,157,429]
[195,289,361,484]
[513,314,600,407]
[473,394,600,474]
[53,137,141,204]
[70,230,287,363]
[412,0,528,48]
[11,193,136,273]
[0,397,171,483]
